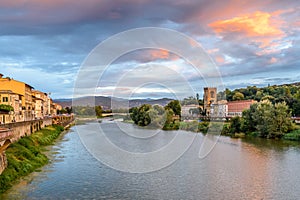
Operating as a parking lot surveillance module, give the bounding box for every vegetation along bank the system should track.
[0,125,64,193]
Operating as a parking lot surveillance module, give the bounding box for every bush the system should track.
[283,129,300,141]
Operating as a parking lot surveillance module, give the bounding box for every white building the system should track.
[210,100,228,118]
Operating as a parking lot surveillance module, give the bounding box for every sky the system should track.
[0,0,299,99]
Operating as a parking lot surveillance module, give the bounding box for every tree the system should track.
[252,100,276,138]
[261,95,275,103]
[232,92,244,100]
[163,108,179,130]
[149,105,165,128]
[292,100,300,116]
[95,106,102,118]
[165,100,181,117]
[243,100,293,138]
[230,116,243,134]
[242,103,258,133]
[273,102,292,137]
[65,107,72,114]
[130,104,152,126]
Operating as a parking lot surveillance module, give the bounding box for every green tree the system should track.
[163,108,179,130]
[252,100,275,138]
[261,95,275,103]
[242,103,258,133]
[232,92,244,100]
[95,106,102,117]
[165,100,181,117]
[130,104,152,126]
[273,102,292,137]
[230,116,243,134]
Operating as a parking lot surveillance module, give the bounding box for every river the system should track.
[1,121,300,200]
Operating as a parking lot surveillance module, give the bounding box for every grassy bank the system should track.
[283,129,300,141]
[0,125,64,193]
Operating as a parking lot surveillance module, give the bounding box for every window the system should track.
[3,97,8,102]
[210,91,215,98]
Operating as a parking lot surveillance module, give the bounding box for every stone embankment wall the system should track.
[0,118,52,141]
[0,118,52,174]
[0,116,74,174]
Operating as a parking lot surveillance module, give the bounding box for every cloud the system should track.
[268,57,278,64]
[0,0,299,98]
[209,11,285,47]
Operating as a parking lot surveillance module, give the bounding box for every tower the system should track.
[203,87,217,116]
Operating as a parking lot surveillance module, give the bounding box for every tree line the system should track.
[218,84,300,117]
[128,100,181,130]
[225,100,294,138]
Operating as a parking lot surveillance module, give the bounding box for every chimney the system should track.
[0,73,3,78]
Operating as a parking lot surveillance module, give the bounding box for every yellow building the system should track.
[32,90,52,119]
[51,102,62,116]
[0,90,23,123]
[0,74,34,121]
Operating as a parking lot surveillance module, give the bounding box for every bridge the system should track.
[0,128,14,174]
[0,128,13,153]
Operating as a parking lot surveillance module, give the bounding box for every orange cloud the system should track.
[207,48,219,54]
[268,57,278,64]
[215,55,225,64]
[209,11,285,47]
[150,49,169,59]
[149,49,179,61]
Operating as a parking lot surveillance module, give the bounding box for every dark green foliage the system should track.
[240,100,293,138]
[95,106,102,118]
[0,125,64,193]
[129,100,182,130]
[130,104,152,126]
[283,129,300,141]
[58,106,72,114]
[230,117,243,134]
[221,84,300,117]
[165,100,181,117]
[0,104,14,112]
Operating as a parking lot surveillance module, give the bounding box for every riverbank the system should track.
[0,125,64,193]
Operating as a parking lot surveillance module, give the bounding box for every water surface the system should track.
[2,121,300,200]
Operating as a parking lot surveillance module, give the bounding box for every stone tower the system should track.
[203,87,217,115]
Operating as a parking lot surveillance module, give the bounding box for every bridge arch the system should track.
[0,139,12,152]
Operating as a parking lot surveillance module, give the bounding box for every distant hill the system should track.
[54,96,173,109]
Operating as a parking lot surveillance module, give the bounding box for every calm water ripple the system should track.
[2,121,300,200]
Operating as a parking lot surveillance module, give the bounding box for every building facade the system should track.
[0,74,61,124]
[181,104,201,119]
[210,100,228,118]
[0,90,23,123]
[227,100,257,117]
[203,87,217,116]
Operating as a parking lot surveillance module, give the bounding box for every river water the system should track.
[2,121,300,200]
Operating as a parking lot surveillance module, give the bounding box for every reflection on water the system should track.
[1,122,300,200]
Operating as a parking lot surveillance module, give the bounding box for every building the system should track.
[203,87,217,116]
[0,90,23,123]
[33,90,52,118]
[0,75,35,121]
[181,104,200,118]
[51,102,62,116]
[227,100,257,117]
[210,100,228,118]
[0,73,62,124]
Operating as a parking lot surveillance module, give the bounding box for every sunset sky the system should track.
[0,0,299,99]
